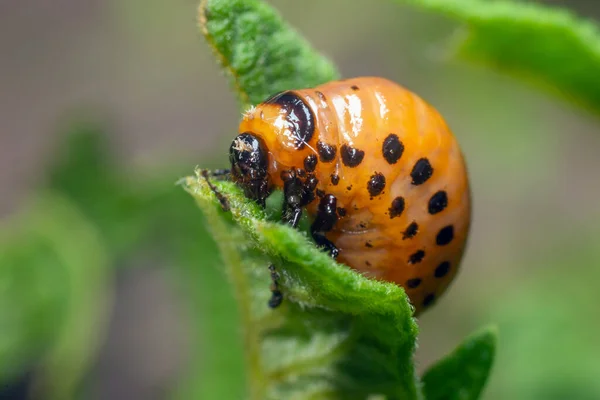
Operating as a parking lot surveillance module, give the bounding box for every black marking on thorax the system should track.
[264,91,315,150]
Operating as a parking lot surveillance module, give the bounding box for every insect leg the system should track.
[200,169,230,211]
[310,194,340,259]
[312,234,339,259]
[267,264,283,308]
[281,170,305,228]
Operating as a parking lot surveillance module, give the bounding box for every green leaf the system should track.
[422,325,497,400]
[0,193,112,400]
[392,0,600,114]
[183,172,420,400]
[198,0,340,107]
[44,118,154,257]
[43,115,249,398]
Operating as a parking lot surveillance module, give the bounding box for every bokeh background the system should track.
[2,0,600,399]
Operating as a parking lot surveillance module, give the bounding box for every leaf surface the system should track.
[393,0,600,114]
[422,326,497,400]
[184,175,420,400]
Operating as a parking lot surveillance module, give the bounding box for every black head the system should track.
[229,132,272,205]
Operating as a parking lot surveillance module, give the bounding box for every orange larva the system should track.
[225,76,471,314]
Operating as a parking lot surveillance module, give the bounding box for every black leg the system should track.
[201,169,230,211]
[286,207,303,228]
[281,170,305,228]
[310,194,340,259]
[313,233,339,259]
[268,264,283,308]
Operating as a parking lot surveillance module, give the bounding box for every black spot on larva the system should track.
[423,293,436,307]
[367,173,386,197]
[264,91,315,149]
[315,91,327,102]
[358,222,367,229]
[408,250,425,264]
[411,158,434,185]
[435,261,450,278]
[303,154,317,172]
[341,144,365,167]
[316,189,325,198]
[428,190,448,214]
[305,175,318,195]
[365,260,372,266]
[330,174,340,185]
[406,278,422,289]
[351,85,359,91]
[365,241,373,248]
[347,185,353,191]
[403,222,419,239]
[388,196,405,219]
[317,141,337,162]
[337,207,347,217]
[382,134,404,164]
[436,225,454,245]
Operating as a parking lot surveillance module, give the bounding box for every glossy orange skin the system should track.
[239,77,471,314]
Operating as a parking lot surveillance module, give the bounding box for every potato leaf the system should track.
[394,0,600,114]
[198,0,339,107]
[183,174,420,400]
[0,193,112,400]
[422,325,497,400]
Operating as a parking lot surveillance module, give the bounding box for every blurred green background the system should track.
[1,0,600,399]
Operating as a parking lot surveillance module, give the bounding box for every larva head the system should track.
[229,132,271,205]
